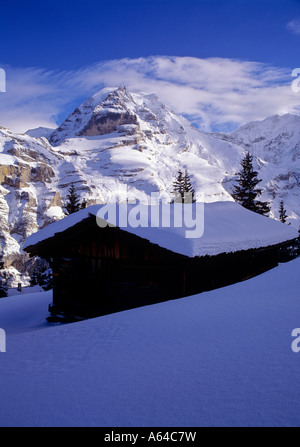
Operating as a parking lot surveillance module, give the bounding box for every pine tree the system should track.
[32,263,53,291]
[183,169,196,203]
[172,169,196,203]
[172,169,185,202]
[0,254,7,298]
[279,200,288,224]
[64,183,82,215]
[38,268,53,291]
[232,152,270,216]
[0,276,7,298]
[30,268,38,286]
[80,198,87,209]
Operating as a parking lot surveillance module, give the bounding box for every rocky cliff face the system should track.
[0,127,64,285]
[0,86,299,286]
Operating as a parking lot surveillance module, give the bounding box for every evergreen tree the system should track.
[0,254,7,298]
[38,268,53,291]
[183,169,196,203]
[232,152,270,216]
[80,198,87,209]
[172,169,196,203]
[64,183,83,215]
[32,263,53,291]
[172,169,185,202]
[279,200,288,224]
[30,268,38,286]
[0,276,7,298]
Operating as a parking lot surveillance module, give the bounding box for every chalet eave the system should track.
[23,213,190,261]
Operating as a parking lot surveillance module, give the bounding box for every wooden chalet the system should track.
[24,202,298,321]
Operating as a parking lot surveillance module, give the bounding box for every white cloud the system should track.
[287,19,300,35]
[0,56,299,133]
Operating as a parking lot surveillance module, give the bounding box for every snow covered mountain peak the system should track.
[50,85,188,145]
[218,113,300,165]
[48,86,238,207]
[50,86,144,145]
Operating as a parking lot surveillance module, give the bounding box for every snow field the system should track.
[0,258,299,426]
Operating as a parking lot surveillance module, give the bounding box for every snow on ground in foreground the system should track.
[0,259,300,427]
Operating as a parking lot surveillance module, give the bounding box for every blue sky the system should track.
[1,0,300,69]
[0,0,300,132]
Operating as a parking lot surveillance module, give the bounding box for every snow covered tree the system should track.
[279,200,288,224]
[80,198,87,209]
[172,169,196,203]
[30,268,38,286]
[232,152,270,216]
[64,183,86,215]
[172,169,184,202]
[183,169,196,203]
[32,263,53,291]
[38,268,53,291]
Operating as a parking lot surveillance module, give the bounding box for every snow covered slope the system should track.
[0,258,300,426]
[25,126,57,140]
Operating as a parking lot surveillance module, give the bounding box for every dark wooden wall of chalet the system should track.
[51,225,190,317]
[50,222,280,318]
[187,245,278,296]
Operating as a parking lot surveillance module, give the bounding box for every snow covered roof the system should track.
[24,202,298,258]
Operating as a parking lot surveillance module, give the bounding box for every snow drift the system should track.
[0,258,300,426]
